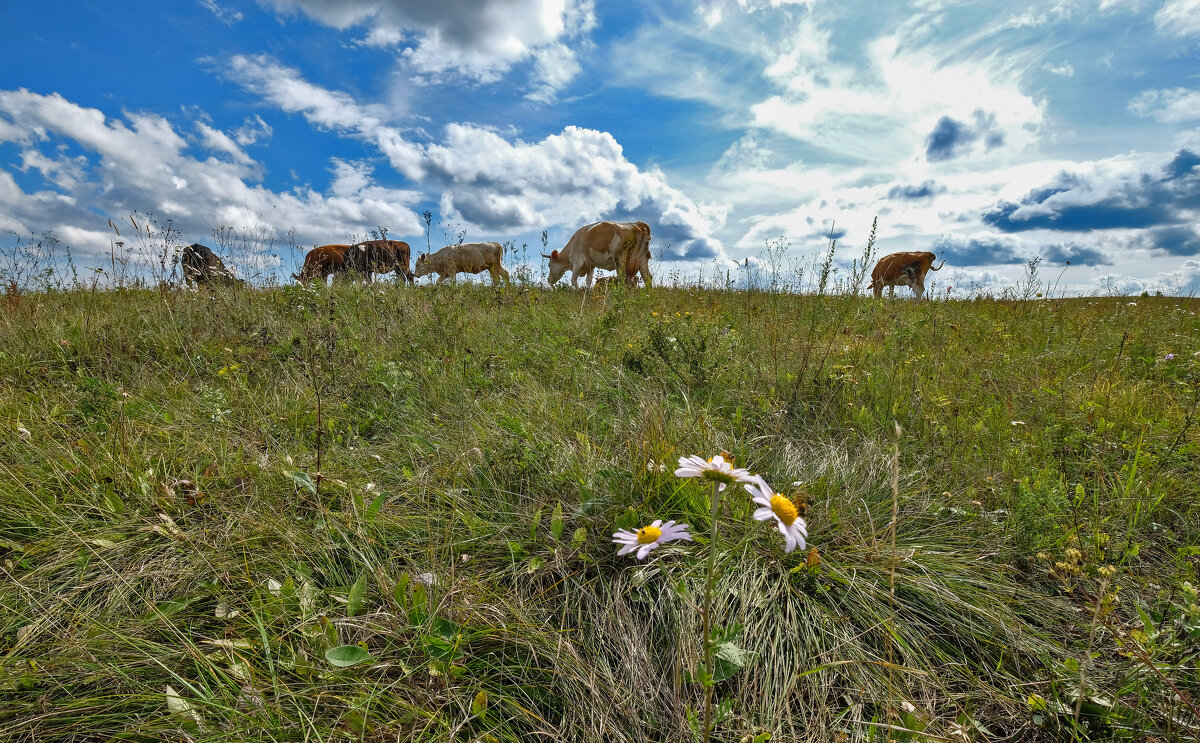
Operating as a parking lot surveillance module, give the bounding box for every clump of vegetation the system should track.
[0,266,1196,741]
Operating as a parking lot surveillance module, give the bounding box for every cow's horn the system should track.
[540,253,552,259]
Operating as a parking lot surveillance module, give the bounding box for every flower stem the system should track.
[702,479,720,742]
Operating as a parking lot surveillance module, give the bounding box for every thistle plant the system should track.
[612,452,809,742]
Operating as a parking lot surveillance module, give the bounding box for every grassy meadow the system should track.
[0,277,1197,741]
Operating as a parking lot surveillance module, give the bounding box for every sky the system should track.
[1,0,1199,294]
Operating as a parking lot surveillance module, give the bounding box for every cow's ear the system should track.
[550,250,558,259]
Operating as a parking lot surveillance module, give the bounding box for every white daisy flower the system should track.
[745,476,808,553]
[674,453,754,491]
[612,519,693,560]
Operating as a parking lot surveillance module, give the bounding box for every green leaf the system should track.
[288,470,317,494]
[393,574,411,609]
[507,540,527,559]
[530,506,543,539]
[471,690,488,717]
[752,734,773,743]
[325,645,372,667]
[366,491,386,518]
[571,527,587,549]
[712,641,758,683]
[347,575,367,617]
[527,556,545,573]
[550,502,564,541]
[410,582,429,624]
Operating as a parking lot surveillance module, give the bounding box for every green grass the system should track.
[0,281,1197,741]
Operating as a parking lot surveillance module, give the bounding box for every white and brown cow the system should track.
[413,242,510,285]
[545,221,652,289]
[868,251,945,299]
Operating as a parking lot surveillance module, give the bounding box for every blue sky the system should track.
[1,0,1199,294]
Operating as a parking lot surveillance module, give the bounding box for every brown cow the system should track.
[413,242,510,285]
[546,221,652,289]
[343,239,415,283]
[294,245,350,284]
[182,243,241,287]
[868,251,945,298]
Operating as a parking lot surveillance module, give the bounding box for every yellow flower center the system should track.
[771,495,798,526]
[636,525,663,544]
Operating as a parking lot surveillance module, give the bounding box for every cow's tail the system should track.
[929,259,946,271]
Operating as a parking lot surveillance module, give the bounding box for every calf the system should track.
[413,242,510,285]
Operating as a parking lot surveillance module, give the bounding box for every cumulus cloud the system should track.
[931,234,1024,266]
[982,149,1200,234]
[925,110,1005,162]
[1129,87,1200,123]
[750,34,1043,164]
[260,0,595,97]
[0,87,424,264]
[886,180,945,200]
[1040,242,1110,265]
[224,57,727,261]
[1154,0,1200,38]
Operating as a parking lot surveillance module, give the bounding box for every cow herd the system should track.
[182,221,945,298]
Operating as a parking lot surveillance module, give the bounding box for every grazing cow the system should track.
[181,243,240,287]
[868,251,945,299]
[294,245,350,284]
[413,242,510,285]
[546,221,653,289]
[343,239,415,284]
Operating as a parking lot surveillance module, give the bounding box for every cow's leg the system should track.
[493,266,510,285]
[584,268,596,290]
[641,263,653,288]
[914,280,925,300]
[888,285,895,298]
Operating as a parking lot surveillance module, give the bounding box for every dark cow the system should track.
[342,239,415,283]
[294,245,350,284]
[868,251,945,299]
[181,243,240,287]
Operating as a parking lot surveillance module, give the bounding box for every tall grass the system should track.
[0,278,1196,741]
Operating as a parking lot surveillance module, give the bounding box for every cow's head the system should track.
[545,249,569,284]
[412,253,433,279]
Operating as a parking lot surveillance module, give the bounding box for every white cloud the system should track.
[1155,0,1200,37]
[199,0,243,24]
[1129,87,1200,123]
[224,57,728,260]
[0,88,424,262]
[260,0,595,97]
[751,35,1045,164]
[1042,61,1074,76]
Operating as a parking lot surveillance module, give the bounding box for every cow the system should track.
[413,242,510,285]
[867,251,945,299]
[181,243,241,287]
[342,239,415,284]
[294,245,351,284]
[545,221,653,290]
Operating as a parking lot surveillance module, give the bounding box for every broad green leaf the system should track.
[550,502,564,541]
[347,575,367,617]
[288,471,317,494]
[325,645,372,668]
[393,574,411,609]
[471,690,488,717]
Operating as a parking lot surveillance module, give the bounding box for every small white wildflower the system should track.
[1010,420,1025,426]
[675,453,754,491]
[746,476,808,553]
[612,520,693,560]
